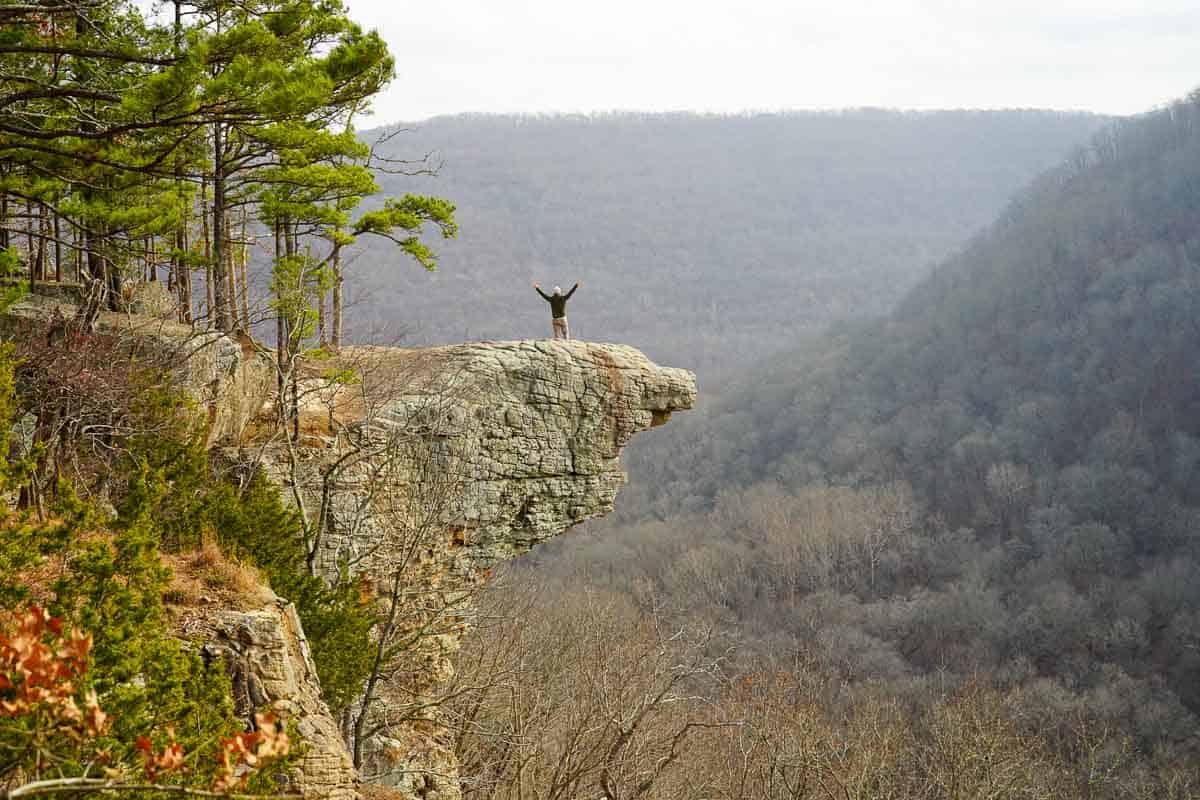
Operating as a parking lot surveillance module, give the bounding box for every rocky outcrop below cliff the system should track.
[178,596,358,800]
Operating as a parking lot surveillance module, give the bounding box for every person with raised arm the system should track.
[533,281,580,339]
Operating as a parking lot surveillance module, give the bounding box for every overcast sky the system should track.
[346,0,1200,127]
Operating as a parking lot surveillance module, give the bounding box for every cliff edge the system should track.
[284,340,697,572]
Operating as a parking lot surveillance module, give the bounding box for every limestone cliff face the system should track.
[235,340,696,798]
[296,340,697,573]
[181,598,357,800]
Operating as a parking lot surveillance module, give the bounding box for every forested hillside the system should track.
[484,92,1200,796]
[352,111,1104,383]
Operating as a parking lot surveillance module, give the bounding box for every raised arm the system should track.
[564,282,580,300]
[534,282,551,301]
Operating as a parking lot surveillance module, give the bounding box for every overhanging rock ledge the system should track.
[288,340,698,575]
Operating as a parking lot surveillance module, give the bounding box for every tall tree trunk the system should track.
[26,201,36,287]
[331,246,343,351]
[73,225,82,283]
[317,287,327,348]
[201,177,214,323]
[35,203,48,282]
[0,181,8,251]
[71,7,109,312]
[183,227,194,324]
[175,223,192,324]
[238,209,250,329]
[170,0,188,322]
[81,235,106,326]
[168,238,177,293]
[52,207,61,283]
[212,122,233,331]
[225,230,237,329]
[285,223,300,443]
[275,220,287,430]
[105,230,122,311]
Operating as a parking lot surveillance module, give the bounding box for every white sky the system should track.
[348,0,1200,126]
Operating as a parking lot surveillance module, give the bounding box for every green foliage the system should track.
[289,574,375,713]
[0,248,28,313]
[320,366,360,385]
[1,0,448,330]
[51,493,239,766]
[107,380,376,714]
[352,195,459,271]
[0,342,239,780]
[270,253,324,338]
[0,477,240,788]
[1,333,368,757]
[202,474,376,713]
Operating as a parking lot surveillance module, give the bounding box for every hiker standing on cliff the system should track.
[533,282,580,339]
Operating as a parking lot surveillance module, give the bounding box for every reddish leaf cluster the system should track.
[213,713,291,793]
[136,728,186,782]
[0,608,291,795]
[0,606,108,739]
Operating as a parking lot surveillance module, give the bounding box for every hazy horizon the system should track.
[363,104,1110,128]
[346,0,1200,128]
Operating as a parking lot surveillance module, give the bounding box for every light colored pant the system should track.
[552,317,570,339]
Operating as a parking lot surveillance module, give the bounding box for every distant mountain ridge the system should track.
[348,109,1105,385]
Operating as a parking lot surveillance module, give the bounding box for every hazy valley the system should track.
[351,110,1106,386]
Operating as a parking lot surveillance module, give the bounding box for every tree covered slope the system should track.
[613,92,1200,521]
[514,93,1200,785]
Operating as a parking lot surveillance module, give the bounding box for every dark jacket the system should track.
[536,284,578,318]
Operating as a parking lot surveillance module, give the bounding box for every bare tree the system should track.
[447,582,731,800]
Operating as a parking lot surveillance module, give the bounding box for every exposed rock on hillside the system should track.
[282,340,697,573]
[0,293,273,446]
[183,599,358,800]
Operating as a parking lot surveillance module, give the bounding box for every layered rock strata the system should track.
[294,340,696,572]
[192,600,358,800]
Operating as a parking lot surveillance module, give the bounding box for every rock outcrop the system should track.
[239,340,695,798]
[191,600,358,800]
[1,293,274,446]
[293,340,697,573]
